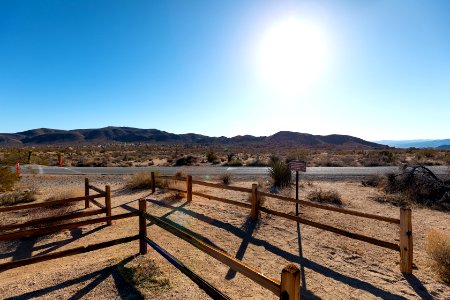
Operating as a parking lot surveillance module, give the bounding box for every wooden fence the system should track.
[0,179,302,299]
[0,181,139,271]
[153,172,413,274]
[0,173,414,299]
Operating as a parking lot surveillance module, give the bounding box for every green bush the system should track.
[0,167,18,192]
[206,149,218,163]
[227,159,243,166]
[175,156,195,166]
[220,173,232,185]
[268,159,291,187]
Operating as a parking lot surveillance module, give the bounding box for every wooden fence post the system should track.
[84,178,90,209]
[400,208,413,274]
[105,185,112,226]
[251,184,259,220]
[187,175,192,201]
[281,264,300,300]
[151,172,156,194]
[139,198,148,255]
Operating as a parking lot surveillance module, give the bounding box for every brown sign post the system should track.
[288,160,307,215]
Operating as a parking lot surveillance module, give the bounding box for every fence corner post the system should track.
[400,207,413,274]
[84,178,90,209]
[187,175,192,201]
[151,172,156,194]
[281,264,300,300]
[139,198,148,255]
[105,185,112,226]
[251,183,259,220]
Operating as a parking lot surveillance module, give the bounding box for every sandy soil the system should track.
[0,174,449,299]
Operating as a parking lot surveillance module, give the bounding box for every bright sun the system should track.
[256,17,330,96]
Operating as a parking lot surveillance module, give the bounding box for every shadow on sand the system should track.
[146,198,424,299]
[5,255,143,300]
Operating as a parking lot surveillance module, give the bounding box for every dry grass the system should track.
[119,255,170,293]
[0,166,19,192]
[426,228,450,283]
[125,172,153,190]
[0,190,37,206]
[307,188,343,205]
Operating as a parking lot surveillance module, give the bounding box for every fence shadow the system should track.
[403,274,434,300]
[225,216,256,280]
[147,198,407,299]
[0,224,107,261]
[4,255,143,300]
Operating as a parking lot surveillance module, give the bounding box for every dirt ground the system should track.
[0,174,449,299]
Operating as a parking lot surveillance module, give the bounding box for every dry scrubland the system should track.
[1,146,450,167]
[0,171,449,299]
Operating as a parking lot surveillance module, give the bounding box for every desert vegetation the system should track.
[426,228,450,283]
[1,145,449,168]
[268,156,291,188]
[364,165,450,211]
[306,188,343,205]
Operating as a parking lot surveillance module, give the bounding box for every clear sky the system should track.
[1,0,449,141]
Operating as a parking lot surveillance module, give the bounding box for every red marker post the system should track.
[58,153,63,167]
[15,161,20,177]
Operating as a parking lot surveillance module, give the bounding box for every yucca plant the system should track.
[268,159,291,187]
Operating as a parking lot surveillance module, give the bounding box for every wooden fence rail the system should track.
[0,209,105,232]
[0,194,104,213]
[258,191,400,224]
[0,211,138,242]
[142,209,282,295]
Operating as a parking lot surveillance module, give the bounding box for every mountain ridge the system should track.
[375,139,450,148]
[0,126,385,149]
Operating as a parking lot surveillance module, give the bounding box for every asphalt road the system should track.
[18,165,449,180]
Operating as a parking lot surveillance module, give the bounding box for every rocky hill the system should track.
[0,127,385,149]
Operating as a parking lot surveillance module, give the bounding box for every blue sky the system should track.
[1,0,449,141]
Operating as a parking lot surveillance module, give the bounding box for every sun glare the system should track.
[256,17,330,97]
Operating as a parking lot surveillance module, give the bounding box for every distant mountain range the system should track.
[375,139,450,149]
[0,127,385,149]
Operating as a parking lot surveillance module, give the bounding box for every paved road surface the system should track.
[18,165,449,179]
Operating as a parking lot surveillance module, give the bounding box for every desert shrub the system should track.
[370,194,410,207]
[444,152,450,165]
[361,174,385,187]
[173,170,187,180]
[119,255,169,292]
[0,166,18,192]
[307,188,342,205]
[175,156,196,166]
[226,158,243,166]
[247,156,268,167]
[426,228,450,283]
[363,150,395,166]
[268,159,291,187]
[286,150,309,163]
[227,153,235,162]
[220,173,232,185]
[126,172,153,190]
[206,149,218,163]
[384,166,450,210]
[417,149,438,159]
[0,190,37,206]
